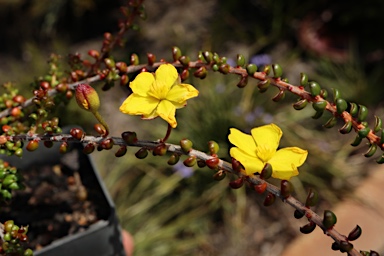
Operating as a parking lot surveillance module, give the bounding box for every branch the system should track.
[7,132,361,255]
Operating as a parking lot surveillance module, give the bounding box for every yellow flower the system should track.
[119,64,199,128]
[228,123,308,180]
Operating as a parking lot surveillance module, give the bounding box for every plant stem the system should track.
[161,123,172,143]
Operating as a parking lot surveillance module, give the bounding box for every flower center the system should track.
[255,145,275,163]
[149,80,170,100]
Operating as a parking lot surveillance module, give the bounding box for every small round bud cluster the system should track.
[0,161,23,200]
[0,220,33,256]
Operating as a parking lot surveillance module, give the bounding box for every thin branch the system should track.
[7,133,361,255]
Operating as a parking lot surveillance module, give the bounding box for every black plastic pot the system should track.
[1,130,125,256]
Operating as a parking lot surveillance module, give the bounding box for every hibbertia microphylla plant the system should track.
[0,1,381,255]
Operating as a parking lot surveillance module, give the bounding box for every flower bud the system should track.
[183,155,197,167]
[135,148,148,159]
[167,153,180,165]
[180,138,193,153]
[323,210,337,229]
[153,143,167,156]
[272,63,283,78]
[309,81,321,96]
[172,46,182,62]
[357,105,368,122]
[312,101,327,112]
[205,157,219,169]
[147,53,156,66]
[254,182,267,194]
[260,163,272,179]
[293,99,308,110]
[193,66,207,79]
[75,84,100,113]
[130,53,139,65]
[237,75,248,88]
[339,241,353,253]
[263,192,276,206]
[347,225,362,241]
[336,98,348,114]
[272,90,285,102]
[300,221,316,234]
[26,140,39,151]
[178,56,190,67]
[349,102,358,116]
[236,54,245,67]
[202,51,213,63]
[208,140,219,155]
[305,188,319,207]
[115,146,127,157]
[70,128,84,140]
[213,170,226,181]
[257,80,270,92]
[104,58,115,69]
[364,144,377,158]
[197,159,206,168]
[122,131,138,145]
[83,143,95,154]
[180,69,189,81]
[219,64,230,74]
[300,72,308,86]
[116,62,128,73]
[294,209,305,219]
[374,116,382,133]
[246,64,258,75]
[339,121,353,134]
[88,49,100,59]
[229,177,244,189]
[280,180,293,199]
[358,127,370,138]
[59,142,68,154]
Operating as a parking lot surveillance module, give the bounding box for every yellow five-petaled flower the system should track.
[119,64,199,128]
[228,123,308,180]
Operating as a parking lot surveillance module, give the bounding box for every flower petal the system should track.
[154,64,179,91]
[228,128,257,157]
[166,83,199,104]
[251,123,282,150]
[268,147,308,180]
[119,94,159,116]
[157,100,177,128]
[129,72,155,97]
[229,148,264,175]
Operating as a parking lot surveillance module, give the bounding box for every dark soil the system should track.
[0,145,109,251]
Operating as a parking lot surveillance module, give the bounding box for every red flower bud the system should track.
[75,84,100,113]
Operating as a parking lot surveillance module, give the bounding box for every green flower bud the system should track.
[293,99,308,110]
[3,174,16,187]
[323,116,337,128]
[312,101,327,112]
[193,66,207,79]
[153,143,167,156]
[59,142,68,154]
[272,63,283,78]
[323,210,337,229]
[115,62,128,73]
[339,121,353,134]
[219,64,230,74]
[208,140,220,155]
[320,88,328,99]
[374,116,382,133]
[236,54,245,67]
[246,64,258,75]
[262,65,271,75]
[135,148,148,159]
[183,155,197,167]
[263,192,276,206]
[336,98,348,114]
[104,58,115,69]
[347,225,362,241]
[167,153,180,165]
[180,138,193,153]
[272,90,285,102]
[257,79,270,92]
[364,144,377,157]
[312,110,324,119]
[130,53,139,65]
[358,127,370,138]
[300,72,308,86]
[351,135,362,147]
[357,105,368,122]
[309,81,321,96]
[332,88,341,101]
[300,221,316,234]
[202,51,213,63]
[172,46,182,62]
[212,53,220,63]
[305,188,319,207]
[75,84,100,113]
[178,56,190,67]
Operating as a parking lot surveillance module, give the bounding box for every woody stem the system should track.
[161,123,172,143]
